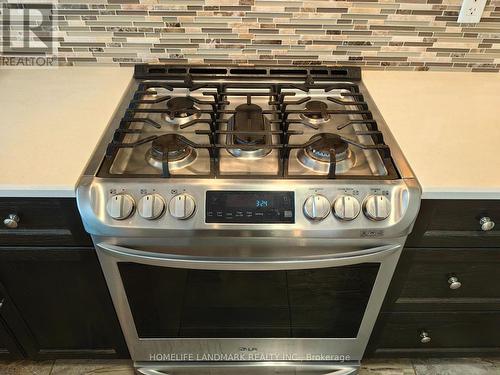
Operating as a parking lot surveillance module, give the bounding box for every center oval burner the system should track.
[227,103,272,159]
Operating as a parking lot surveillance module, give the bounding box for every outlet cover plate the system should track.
[458,0,487,23]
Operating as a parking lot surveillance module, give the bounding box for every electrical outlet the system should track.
[458,0,487,23]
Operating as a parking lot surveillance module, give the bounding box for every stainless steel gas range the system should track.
[76,65,421,375]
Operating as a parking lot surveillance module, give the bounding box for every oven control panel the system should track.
[206,191,295,224]
[85,178,420,239]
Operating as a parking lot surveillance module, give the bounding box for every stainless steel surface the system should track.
[135,362,359,375]
[76,69,422,374]
[96,239,403,363]
[3,213,20,229]
[448,276,462,290]
[97,242,400,271]
[78,178,419,239]
[332,195,361,221]
[420,331,431,344]
[303,194,331,221]
[479,216,495,231]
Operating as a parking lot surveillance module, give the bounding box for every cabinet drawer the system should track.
[0,198,91,246]
[371,311,500,356]
[406,200,500,248]
[388,248,500,311]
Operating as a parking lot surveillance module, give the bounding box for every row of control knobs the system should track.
[304,194,390,221]
[106,192,389,222]
[106,193,195,220]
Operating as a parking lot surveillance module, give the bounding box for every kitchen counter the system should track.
[0,68,499,199]
[0,67,134,197]
[363,71,500,199]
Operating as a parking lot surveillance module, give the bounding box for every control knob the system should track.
[363,195,391,221]
[303,195,330,221]
[138,194,166,220]
[333,195,361,221]
[106,193,135,220]
[169,193,196,220]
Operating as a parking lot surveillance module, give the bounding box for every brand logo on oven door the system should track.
[239,347,258,352]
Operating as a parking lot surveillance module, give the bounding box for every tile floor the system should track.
[0,358,499,375]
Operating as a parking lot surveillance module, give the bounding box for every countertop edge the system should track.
[422,190,500,200]
[0,186,76,198]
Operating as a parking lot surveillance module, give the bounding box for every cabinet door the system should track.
[0,322,23,359]
[0,247,128,360]
[0,285,24,359]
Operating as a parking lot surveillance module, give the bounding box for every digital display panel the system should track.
[206,191,295,224]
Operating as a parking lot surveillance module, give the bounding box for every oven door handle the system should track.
[96,242,401,271]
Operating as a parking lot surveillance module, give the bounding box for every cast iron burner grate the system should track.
[99,65,399,180]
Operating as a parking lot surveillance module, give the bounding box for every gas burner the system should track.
[227,103,272,159]
[297,133,356,174]
[145,88,158,98]
[164,97,201,125]
[146,134,197,171]
[300,100,331,127]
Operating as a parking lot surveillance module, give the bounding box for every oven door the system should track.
[96,241,401,364]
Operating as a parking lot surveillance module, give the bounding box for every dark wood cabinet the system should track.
[0,283,24,359]
[0,247,128,359]
[367,199,500,357]
[0,198,92,247]
[0,197,128,360]
[385,247,500,311]
[405,200,500,248]
[373,312,500,357]
[0,324,23,359]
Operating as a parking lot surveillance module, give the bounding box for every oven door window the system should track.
[118,263,379,338]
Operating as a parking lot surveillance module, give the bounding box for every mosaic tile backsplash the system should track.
[3,0,500,71]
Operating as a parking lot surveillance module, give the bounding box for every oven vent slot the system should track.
[167,67,186,74]
[189,68,227,75]
[310,69,329,75]
[331,69,349,76]
[229,68,267,75]
[147,67,167,74]
[270,69,308,75]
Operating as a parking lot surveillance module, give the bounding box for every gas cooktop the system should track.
[98,65,398,180]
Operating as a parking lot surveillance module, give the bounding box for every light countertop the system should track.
[363,71,500,199]
[0,67,134,197]
[0,68,499,199]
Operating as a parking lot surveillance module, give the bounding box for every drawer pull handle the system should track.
[3,214,20,229]
[448,276,462,290]
[420,331,431,344]
[479,217,495,231]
